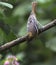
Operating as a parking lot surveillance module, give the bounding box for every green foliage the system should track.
[46,37,56,52]
[0,0,56,65]
[0,2,13,9]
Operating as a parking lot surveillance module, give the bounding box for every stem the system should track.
[0,19,56,52]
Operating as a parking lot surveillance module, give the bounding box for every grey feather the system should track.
[27,13,38,35]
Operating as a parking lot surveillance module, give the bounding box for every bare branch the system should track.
[0,2,56,52]
[38,19,56,34]
[0,19,56,52]
[0,35,28,52]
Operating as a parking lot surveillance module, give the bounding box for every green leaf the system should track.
[16,52,25,61]
[12,3,30,16]
[37,0,51,3]
[18,24,27,36]
[46,37,56,52]
[0,2,13,9]
[0,29,4,45]
[4,31,17,42]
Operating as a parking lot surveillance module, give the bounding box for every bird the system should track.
[27,2,39,38]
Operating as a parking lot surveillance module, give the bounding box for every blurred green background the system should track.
[0,0,56,65]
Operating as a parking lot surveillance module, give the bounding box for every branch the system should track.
[0,19,56,52]
[38,19,56,34]
[0,35,28,52]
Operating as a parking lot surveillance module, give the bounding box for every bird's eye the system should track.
[30,21,32,23]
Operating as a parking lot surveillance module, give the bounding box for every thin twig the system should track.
[38,19,56,34]
[0,35,28,52]
[0,19,56,52]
